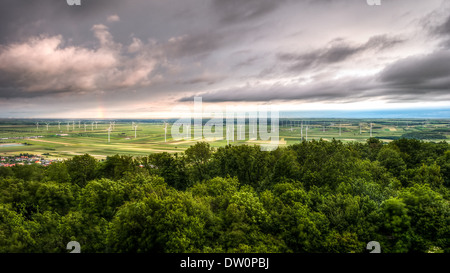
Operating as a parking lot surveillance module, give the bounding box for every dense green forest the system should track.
[0,138,449,253]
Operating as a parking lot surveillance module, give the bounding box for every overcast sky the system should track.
[0,0,450,118]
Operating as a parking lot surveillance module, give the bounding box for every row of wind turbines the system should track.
[286,121,375,141]
[35,121,100,131]
[33,119,379,145]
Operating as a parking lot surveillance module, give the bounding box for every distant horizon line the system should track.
[1,107,449,120]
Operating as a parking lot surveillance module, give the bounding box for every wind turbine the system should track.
[45,123,49,131]
[78,121,81,129]
[84,123,87,132]
[67,122,70,132]
[73,121,75,130]
[91,122,94,131]
[36,122,39,130]
[95,121,98,129]
[133,122,138,139]
[58,121,61,130]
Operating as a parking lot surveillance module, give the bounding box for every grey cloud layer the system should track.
[278,35,405,72]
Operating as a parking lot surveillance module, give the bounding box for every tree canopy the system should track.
[0,139,448,253]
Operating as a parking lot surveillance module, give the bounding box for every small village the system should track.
[0,154,61,167]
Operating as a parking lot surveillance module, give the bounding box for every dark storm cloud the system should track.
[177,74,226,85]
[179,77,379,103]
[278,35,405,72]
[379,50,450,92]
[181,48,450,104]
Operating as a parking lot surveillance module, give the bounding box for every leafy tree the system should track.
[79,178,129,220]
[436,150,450,187]
[0,205,35,252]
[380,198,411,252]
[65,154,98,187]
[0,167,13,178]
[98,154,139,180]
[376,147,407,177]
[59,211,109,253]
[11,164,44,182]
[45,162,71,183]
[107,188,212,253]
[27,211,63,253]
[408,163,444,189]
[35,181,76,215]
[209,145,272,189]
[185,142,214,182]
[143,152,189,190]
[397,184,449,252]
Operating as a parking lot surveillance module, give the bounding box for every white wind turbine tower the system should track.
[163,122,168,142]
[58,121,61,130]
[67,122,70,132]
[95,121,98,129]
[78,121,81,129]
[91,122,94,131]
[84,123,87,132]
[134,122,138,139]
[73,121,75,130]
[36,122,39,130]
[45,123,49,131]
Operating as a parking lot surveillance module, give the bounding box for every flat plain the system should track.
[0,119,448,160]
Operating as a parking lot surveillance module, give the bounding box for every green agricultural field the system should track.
[0,119,448,159]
